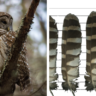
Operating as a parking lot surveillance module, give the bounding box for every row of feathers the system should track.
[49,11,96,92]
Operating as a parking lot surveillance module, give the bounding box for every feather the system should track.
[49,16,58,90]
[85,11,96,91]
[1,31,30,90]
[61,13,81,92]
[0,37,7,71]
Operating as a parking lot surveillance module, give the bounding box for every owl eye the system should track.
[1,20,7,24]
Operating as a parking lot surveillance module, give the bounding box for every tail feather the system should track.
[85,11,96,91]
[62,13,81,93]
[49,16,58,90]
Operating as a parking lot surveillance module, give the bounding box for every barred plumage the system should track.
[49,16,58,89]
[61,14,81,91]
[0,12,30,91]
[85,11,96,91]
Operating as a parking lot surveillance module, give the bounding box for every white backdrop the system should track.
[47,0,96,96]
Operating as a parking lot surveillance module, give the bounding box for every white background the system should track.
[47,0,96,96]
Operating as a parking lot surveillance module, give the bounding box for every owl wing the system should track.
[1,31,30,90]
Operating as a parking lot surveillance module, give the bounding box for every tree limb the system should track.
[9,0,40,69]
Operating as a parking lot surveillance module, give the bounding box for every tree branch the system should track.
[9,0,40,69]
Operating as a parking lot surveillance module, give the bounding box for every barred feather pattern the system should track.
[0,29,12,72]
[61,14,81,91]
[49,16,58,89]
[1,31,30,90]
[0,37,7,72]
[85,11,96,91]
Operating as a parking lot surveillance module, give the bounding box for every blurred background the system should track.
[0,0,47,95]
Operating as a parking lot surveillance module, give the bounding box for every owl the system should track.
[0,12,30,93]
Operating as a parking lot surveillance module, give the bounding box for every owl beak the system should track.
[10,26,13,31]
[7,26,13,31]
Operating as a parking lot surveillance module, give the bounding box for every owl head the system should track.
[0,12,13,31]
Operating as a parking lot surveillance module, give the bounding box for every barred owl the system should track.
[0,12,30,92]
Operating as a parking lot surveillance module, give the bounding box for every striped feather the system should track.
[85,11,96,91]
[62,14,81,91]
[49,16,58,89]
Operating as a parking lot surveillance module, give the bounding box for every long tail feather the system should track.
[62,13,81,94]
[85,11,96,91]
[49,16,58,93]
